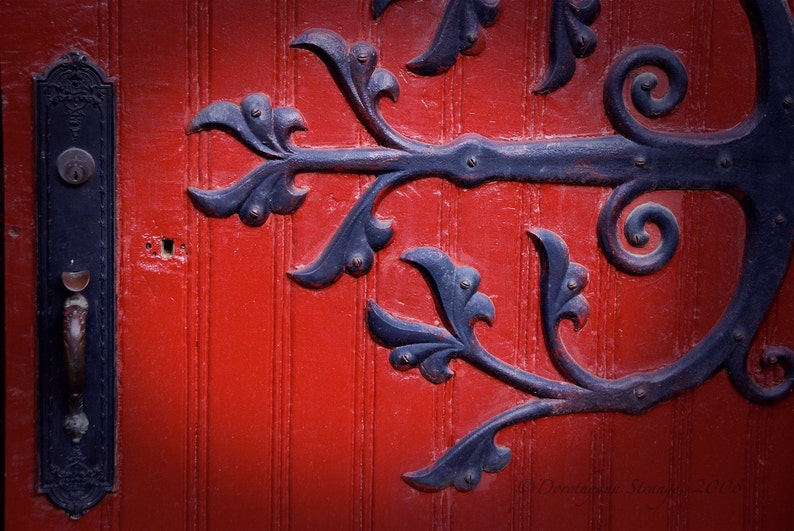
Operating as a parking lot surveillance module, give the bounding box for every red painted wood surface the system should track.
[3,0,794,529]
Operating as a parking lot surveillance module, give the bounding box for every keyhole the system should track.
[56,147,95,185]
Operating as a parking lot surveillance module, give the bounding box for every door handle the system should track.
[36,52,116,519]
[62,271,90,444]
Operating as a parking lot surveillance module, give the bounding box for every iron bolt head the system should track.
[566,280,577,290]
[357,53,369,63]
[784,96,793,109]
[774,214,785,225]
[733,330,745,342]
[466,156,477,168]
[351,255,364,268]
[250,108,262,118]
[719,157,732,169]
[249,208,261,219]
[460,279,471,290]
[634,387,647,399]
[466,33,477,43]
[634,157,646,168]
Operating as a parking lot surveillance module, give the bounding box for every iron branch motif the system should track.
[188,0,794,491]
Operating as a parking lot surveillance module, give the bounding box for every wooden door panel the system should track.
[4,0,794,529]
[115,2,194,528]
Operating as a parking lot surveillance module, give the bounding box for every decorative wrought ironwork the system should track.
[188,0,794,491]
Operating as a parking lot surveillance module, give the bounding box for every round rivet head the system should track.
[250,108,262,118]
[774,214,785,226]
[734,331,745,342]
[566,280,577,290]
[634,157,646,168]
[466,33,477,43]
[56,147,95,185]
[634,387,647,399]
[351,255,364,268]
[460,279,471,290]
[466,156,477,168]
[783,96,793,109]
[249,208,261,219]
[357,53,369,63]
[719,157,732,169]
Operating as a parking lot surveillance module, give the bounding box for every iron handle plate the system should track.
[35,52,116,519]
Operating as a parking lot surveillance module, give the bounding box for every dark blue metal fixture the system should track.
[36,52,117,516]
[188,0,794,491]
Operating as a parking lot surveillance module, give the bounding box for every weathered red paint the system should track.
[3,0,794,529]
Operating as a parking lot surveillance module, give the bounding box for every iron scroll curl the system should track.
[188,0,794,491]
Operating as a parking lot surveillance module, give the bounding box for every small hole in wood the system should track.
[161,238,174,258]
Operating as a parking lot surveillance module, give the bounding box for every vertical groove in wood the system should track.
[747,306,775,530]
[525,2,545,529]
[185,0,196,527]
[593,2,618,530]
[673,1,714,526]
[744,405,761,530]
[756,407,772,531]
[669,3,696,527]
[355,4,376,529]
[270,3,281,526]
[185,0,210,527]
[530,1,545,527]
[274,1,295,526]
[448,57,465,531]
[514,3,534,529]
[198,1,211,529]
[351,3,364,526]
[433,25,453,528]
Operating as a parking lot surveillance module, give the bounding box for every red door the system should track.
[4,0,794,529]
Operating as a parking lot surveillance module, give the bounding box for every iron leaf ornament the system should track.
[376,0,501,76]
[188,0,794,491]
[371,0,599,90]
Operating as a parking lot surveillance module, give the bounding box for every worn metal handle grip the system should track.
[62,271,90,443]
